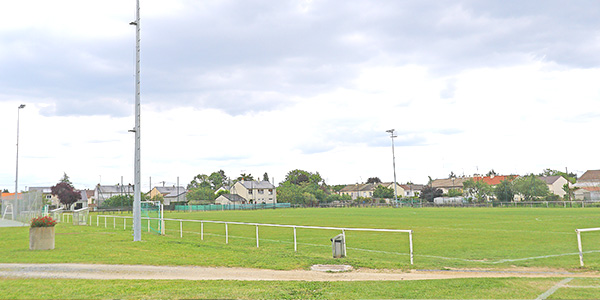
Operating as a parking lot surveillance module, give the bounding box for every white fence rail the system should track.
[575,227,600,266]
[94,214,414,264]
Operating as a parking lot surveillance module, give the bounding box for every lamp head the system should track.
[18,104,25,109]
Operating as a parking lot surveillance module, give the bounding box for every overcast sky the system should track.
[1,0,599,192]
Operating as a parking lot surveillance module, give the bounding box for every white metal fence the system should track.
[93,214,414,264]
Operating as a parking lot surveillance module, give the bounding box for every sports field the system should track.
[158,207,600,270]
[1,207,600,299]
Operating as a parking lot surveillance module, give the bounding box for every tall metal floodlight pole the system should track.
[386,129,398,204]
[14,104,26,220]
[131,0,142,242]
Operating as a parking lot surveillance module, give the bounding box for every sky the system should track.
[1,0,599,192]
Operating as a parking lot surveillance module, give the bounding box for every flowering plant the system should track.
[30,216,57,228]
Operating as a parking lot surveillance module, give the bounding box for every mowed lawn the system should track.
[2,207,599,271]
[2,207,600,299]
[165,207,600,270]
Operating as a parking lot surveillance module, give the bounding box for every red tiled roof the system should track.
[473,175,517,185]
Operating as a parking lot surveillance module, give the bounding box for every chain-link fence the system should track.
[1,191,44,223]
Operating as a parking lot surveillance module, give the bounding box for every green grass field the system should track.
[102,207,600,270]
[2,207,600,299]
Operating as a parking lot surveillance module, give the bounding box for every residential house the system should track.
[339,183,376,200]
[574,170,600,201]
[399,184,424,197]
[214,186,231,195]
[538,176,571,198]
[73,190,88,210]
[380,182,405,197]
[473,175,517,186]
[28,187,59,206]
[430,177,470,194]
[339,182,405,200]
[215,193,247,205]
[148,186,187,205]
[94,184,135,207]
[28,187,89,210]
[231,180,277,204]
[84,190,95,207]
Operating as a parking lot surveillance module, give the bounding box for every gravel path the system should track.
[1,264,597,281]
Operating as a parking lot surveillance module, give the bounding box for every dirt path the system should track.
[1,263,598,281]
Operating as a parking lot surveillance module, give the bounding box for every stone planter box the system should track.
[29,227,55,250]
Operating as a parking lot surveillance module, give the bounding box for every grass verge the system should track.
[0,277,562,299]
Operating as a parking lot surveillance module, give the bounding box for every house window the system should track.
[45,195,52,199]
[258,189,264,194]
[268,189,273,195]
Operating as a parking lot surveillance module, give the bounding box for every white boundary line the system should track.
[535,278,573,300]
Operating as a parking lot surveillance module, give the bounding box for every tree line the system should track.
[420,168,579,203]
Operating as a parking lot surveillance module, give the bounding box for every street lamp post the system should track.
[386,129,398,205]
[15,104,26,220]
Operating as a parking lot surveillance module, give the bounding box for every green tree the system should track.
[150,193,164,203]
[540,168,577,184]
[420,186,442,202]
[103,194,149,207]
[236,173,255,181]
[366,177,382,184]
[186,187,216,202]
[494,178,515,202]
[513,174,549,201]
[208,170,227,189]
[562,183,577,201]
[462,179,492,202]
[373,185,394,198]
[284,169,323,185]
[216,189,230,197]
[60,172,73,185]
[187,174,211,190]
[324,193,352,203]
[277,170,328,205]
[447,188,462,197]
[262,172,269,182]
[103,195,134,207]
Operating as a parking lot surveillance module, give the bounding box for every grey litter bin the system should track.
[331,234,346,258]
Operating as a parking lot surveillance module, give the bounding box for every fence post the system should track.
[409,230,414,265]
[577,229,584,266]
[201,221,204,240]
[180,221,183,238]
[124,218,126,230]
[256,225,259,248]
[293,226,297,252]
[113,217,116,229]
[104,216,107,228]
[225,223,229,244]
[342,229,347,256]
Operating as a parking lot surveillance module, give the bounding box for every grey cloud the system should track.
[39,97,131,117]
[3,0,599,117]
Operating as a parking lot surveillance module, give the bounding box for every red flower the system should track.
[30,216,57,228]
